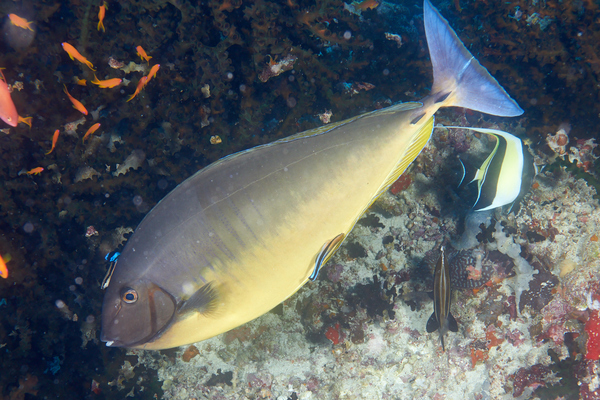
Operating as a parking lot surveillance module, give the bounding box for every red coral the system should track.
[90,379,101,395]
[470,347,488,368]
[325,323,341,345]
[389,174,412,195]
[510,364,551,397]
[182,344,200,362]
[585,310,600,360]
[485,325,504,349]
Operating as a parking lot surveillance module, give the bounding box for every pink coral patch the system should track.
[585,310,600,360]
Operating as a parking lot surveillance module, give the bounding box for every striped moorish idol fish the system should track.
[456,127,537,212]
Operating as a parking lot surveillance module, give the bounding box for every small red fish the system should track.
[136,46,152,64]
[8,14,33,31]
[45,129,60,155]
[355,0,380,10]
[98,2,107,32]
[62,43,95,71]
[27,167,44,175]
[63,85,88,115]
[0,253,10,278]
[82,123,101,142]
[0,70,18,127]
[126,76,148,102]
[91,75,121,88]
[146,64,160,83]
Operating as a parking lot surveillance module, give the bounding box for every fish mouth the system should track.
[99,331,123,347]
[100,329,167,349]
[102,338,119,347]
[100,327,127,348]
[100,338,132,348]
[100,322,163,348]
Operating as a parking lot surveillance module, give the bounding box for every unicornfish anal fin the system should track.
[310,233,345,281]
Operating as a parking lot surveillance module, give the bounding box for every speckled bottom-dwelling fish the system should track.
[101,0,523,350]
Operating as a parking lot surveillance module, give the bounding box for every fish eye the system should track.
[121,288,138,304]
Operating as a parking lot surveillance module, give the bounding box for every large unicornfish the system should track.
[101,0,523,350]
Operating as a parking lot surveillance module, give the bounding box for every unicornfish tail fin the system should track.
[424,0,523,117]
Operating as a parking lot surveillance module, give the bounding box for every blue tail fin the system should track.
[424,0,523,117]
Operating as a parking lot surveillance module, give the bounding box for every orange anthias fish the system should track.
[126,76,148,102]
[63,85,88,115]
[98,2,107,32]
[0,70,18,127]
[0,253,10,278]
[91,75,121,88]
[45,129,60,155]
[127,66,158,102]
[61,42,95,71]
[136,46,152,64]
[27,167,44,175]
[146,64,160,83]
[82,122,101,142]
[355,0,380,10]
[18,116,32,128]
[8,14,33,31]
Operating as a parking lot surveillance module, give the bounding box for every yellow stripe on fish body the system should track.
[101,0,523,350]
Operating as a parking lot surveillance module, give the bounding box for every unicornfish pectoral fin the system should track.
[178,282,220,316]
[310,233,345,281]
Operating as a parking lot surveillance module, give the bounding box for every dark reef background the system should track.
[0,0,598,398]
